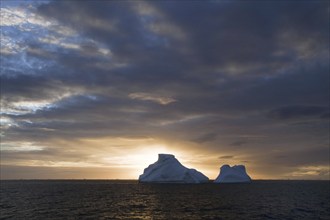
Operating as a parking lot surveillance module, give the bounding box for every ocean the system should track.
[0,180,329,219]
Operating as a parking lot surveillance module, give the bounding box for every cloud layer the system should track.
[1,0,329,179]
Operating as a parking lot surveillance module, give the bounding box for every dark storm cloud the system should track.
[1,74,67,101]
[69,1,324,76]
[256,146,329,168]
[36,1,185,64]
[147,1,328,72]
[1,0,329,179]
[268,105,329,120]
[4,0,328,105]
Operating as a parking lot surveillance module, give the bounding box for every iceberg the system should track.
[139,154,209,183]
[214,164,251,183]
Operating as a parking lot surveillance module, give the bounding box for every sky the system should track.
[0,0,329,180]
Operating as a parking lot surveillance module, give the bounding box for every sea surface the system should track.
[0,180,329,219]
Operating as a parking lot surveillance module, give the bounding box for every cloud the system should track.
[192,132,217,143]
[268,105,329,120]
[287,165,329,179]
[0,165,136,179]
[230,141,247,147]
[218,155,234,159]
[0,0,329,179]
[146,1,328,76]
[128,92,176,105]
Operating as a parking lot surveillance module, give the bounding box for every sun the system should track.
[129,144,176,166]
[123,144,182,178]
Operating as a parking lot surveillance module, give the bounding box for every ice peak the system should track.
[221,164,246,172]
[139,153,209,183]
[215,164,251,183]
[158,153,175,161]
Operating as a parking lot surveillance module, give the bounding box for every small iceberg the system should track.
[139,154,209,183]
[214,164,251,183]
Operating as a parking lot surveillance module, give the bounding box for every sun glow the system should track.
[102,144,183,178]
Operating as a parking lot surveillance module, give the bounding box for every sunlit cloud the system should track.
[286,166,330,179]
[129,92,177,105]
[1,141,44,152]
[1,100,53,115]
[158,114,211,126]
[1,7,49,27]
[1,3,112,77]
[0,90,84,115]
[0,117,18,129]
[1,4,75,34]
[38,36,80,50]
[133,1,187,44]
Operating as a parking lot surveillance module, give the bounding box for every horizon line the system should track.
[1,178,329,181]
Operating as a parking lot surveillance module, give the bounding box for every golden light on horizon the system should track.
[1,128,328,180]
[1,136,328,180]
[102,143,182,178]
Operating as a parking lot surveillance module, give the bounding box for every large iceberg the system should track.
[214,164,251,183]
[139,154,209,183]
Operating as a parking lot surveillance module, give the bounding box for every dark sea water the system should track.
[0,180,329,220]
